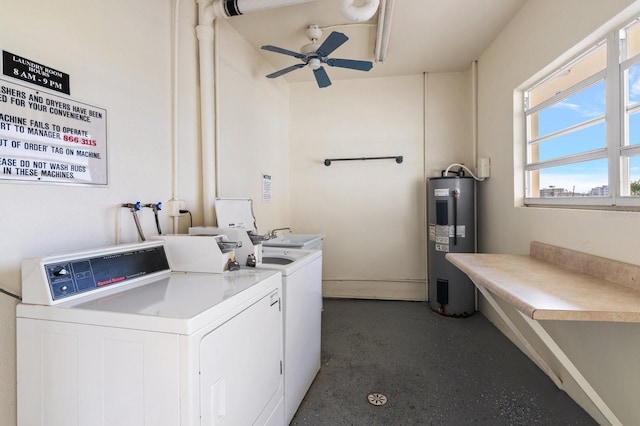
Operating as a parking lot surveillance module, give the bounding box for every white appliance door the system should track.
[17,319,181,426]
[284,256,323,424]
[200,289,283,425]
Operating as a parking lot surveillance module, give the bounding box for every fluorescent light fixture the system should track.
[374,0,395,63]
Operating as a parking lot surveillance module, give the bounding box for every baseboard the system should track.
[322,280,427,301]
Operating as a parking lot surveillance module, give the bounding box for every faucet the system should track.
[269,227,291,238]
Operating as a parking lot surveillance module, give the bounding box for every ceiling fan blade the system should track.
[326,58,373,72]
[313,66,331,88]
[261,45,306,59]
[316,31,348,57]
[266,63,306,79]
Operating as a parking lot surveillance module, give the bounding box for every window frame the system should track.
[521,20,640,209]
[619,42,640,198]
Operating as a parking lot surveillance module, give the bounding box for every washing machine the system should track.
[16,240,285,426]
[259,247,322,424]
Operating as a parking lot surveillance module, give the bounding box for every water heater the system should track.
[427,176,476,317]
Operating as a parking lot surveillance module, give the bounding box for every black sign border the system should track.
[2,51,70,95]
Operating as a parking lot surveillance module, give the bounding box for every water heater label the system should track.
[435,225,449,238]
[434,188,450,197]
[428,224,436,241]
[449,225,466,238]
[435,243,449,252]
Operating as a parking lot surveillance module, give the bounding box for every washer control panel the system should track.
[22,241,171,305]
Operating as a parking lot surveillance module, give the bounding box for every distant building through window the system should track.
[538,185,609,197]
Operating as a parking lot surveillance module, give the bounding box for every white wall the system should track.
[477,0,640,424]
[0,2,175,424]
[425,71,473,176]
[0,2,291,425]
[215,19,291,233]
[289,72,472,300]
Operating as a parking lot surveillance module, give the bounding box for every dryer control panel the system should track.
[22,241,171,305]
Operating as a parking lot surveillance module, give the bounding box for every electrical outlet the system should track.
[478,157,491,178]
[165,199,186,217]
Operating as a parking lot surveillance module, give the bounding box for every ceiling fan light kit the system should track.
[261,24,374,88]
[307,57,321,70]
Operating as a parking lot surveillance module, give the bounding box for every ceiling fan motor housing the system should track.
[301,42,320,56]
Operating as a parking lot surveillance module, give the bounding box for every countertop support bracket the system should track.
[446,241,634,426]
[475,284,562,388]
[518,311,622,426]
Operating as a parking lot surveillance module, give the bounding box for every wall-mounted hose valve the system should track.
[121,201,141,212]
[143,202,163,235]
[142,202,162,213]
[121,201,145,241]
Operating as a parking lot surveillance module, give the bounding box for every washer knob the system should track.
[55,268,68,276]
[60,285,68,292]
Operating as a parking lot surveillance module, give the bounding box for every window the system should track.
[523,17,640,207]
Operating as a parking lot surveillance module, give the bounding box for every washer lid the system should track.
[17,269,281,335]
[215,198,258,232]
[70,270,273,318]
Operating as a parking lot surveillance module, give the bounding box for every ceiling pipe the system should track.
[340,0,380,22]
[213,0,316,17]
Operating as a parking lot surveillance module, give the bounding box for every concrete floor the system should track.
[291,298,596,426]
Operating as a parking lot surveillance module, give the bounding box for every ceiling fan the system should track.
[261,25,373,88]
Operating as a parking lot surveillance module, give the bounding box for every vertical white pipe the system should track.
[471,60,478,169]
[197,0,217,226]
[423,71,428,301]
[171,0,182,233]
[471,60,479,311]
[213,18,222,201]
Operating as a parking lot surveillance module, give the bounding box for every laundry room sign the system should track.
[3,51,70,95]
[0,78,107,185]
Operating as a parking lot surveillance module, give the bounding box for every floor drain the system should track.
[367,392,388,406]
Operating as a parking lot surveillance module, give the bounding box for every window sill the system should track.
[524,197,640,211]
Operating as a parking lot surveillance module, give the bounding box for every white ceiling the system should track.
[226,0,528,84]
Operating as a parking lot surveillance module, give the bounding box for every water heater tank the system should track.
[427,176,476,317]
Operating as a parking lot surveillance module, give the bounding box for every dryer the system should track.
[189,226,323,424]
[16,241,284,426]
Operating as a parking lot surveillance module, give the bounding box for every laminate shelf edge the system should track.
[446,242,640,323]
